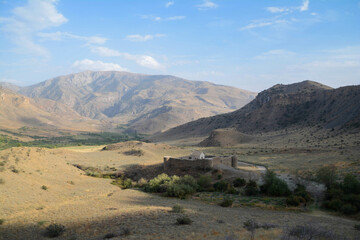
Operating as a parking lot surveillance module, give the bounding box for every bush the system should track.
[233,178,246,188]
[245,180,259,196]
[176,216,192,225]
[166,183,196,199]
[316,165,337,188]
[213,181,230,192]
[293,184,312,203]
[341,204,357,215]
[323,198,343,211]
[41,185,48,190]
[171,204,185,213]
[0,219,4,225]
[145,173,174,193]
[197,175,213,191]
[286,195,305,207]
[136,178,148,188]
[220,198,233,207]
[112,178,133,189]
[45,224,65,238]
[261,170,291,196]
[342,174,360,194]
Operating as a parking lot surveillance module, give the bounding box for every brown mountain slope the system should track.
[0,87,101,132]
[153,81,360,141]
[19,71,256,134]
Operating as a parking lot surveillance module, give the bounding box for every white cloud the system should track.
[90,46,165,70]
[266,7,288,13]
[0,0,67,57]
[240,19,288,30]
[266,0,310,14]
[142,15,185,21]
[90,46,121,57]
[125,34,165,42]
[196,0,218,10]
[300,0,310,12]
[165,1,174,8]
[72,59,127,71]
[122,53,164,70]
[254,49,295,59]
[38,31,107,45]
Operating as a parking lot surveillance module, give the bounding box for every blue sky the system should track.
[0,0,359,91]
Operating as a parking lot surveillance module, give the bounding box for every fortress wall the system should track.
[164,157,212,171]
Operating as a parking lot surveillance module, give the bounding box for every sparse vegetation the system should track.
[233,178,246,188]
[176,216,192,225]
[0,219,4,225]
[171,204,185,213]
[281,224,338,240]
[44,223,65,238]
[219,198,233,207]
[123,149,144,156]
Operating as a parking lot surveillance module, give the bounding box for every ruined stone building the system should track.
[163,151,237,172]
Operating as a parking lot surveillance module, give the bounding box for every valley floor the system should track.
[0,144,359,239]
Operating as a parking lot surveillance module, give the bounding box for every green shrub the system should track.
[286,195,305,207]
[316,165,337,188]
[245,180,259,196]
[341,204,357,215]
[220,198,233,207]
[293,184,312,203]
[136,178,148,188]
[145,173,174,193]
[178,175,198,189]
[323,198,343,211]
[166,183,196,199]
[261,170,290,196]
[112,178,132,189]
[176,216,192,225]
[213,181,230,192]
[197,175,212,191]
[0,219,4,225]
[41,185,48,190]
[342,174,360,194]
[233,178,246,188]
[171,204,185,213]
[45,224,65,238]
[226,186,238,194]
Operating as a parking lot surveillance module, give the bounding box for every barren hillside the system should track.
[153,81,360,142]
[18,71,256,134]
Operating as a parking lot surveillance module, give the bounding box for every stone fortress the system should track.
[163,150,237,172]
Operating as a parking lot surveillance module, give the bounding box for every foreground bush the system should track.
[219,198,233,207]
[261,170,291,197]
[143,174,198,199]
[322,173,360,215]
[245,180,259,196]
[176,216,192,225]
[233,178,246,188]
[171,204,185,213]
[213,180,231,192]
[197,175,213,191]
[44,224,65,238]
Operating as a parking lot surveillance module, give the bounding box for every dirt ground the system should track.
[1,145,359,240]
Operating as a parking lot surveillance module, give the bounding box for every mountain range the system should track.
[153,81,360,143]
[0,71,256,134]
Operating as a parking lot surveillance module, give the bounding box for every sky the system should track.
[0,0,359,92]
